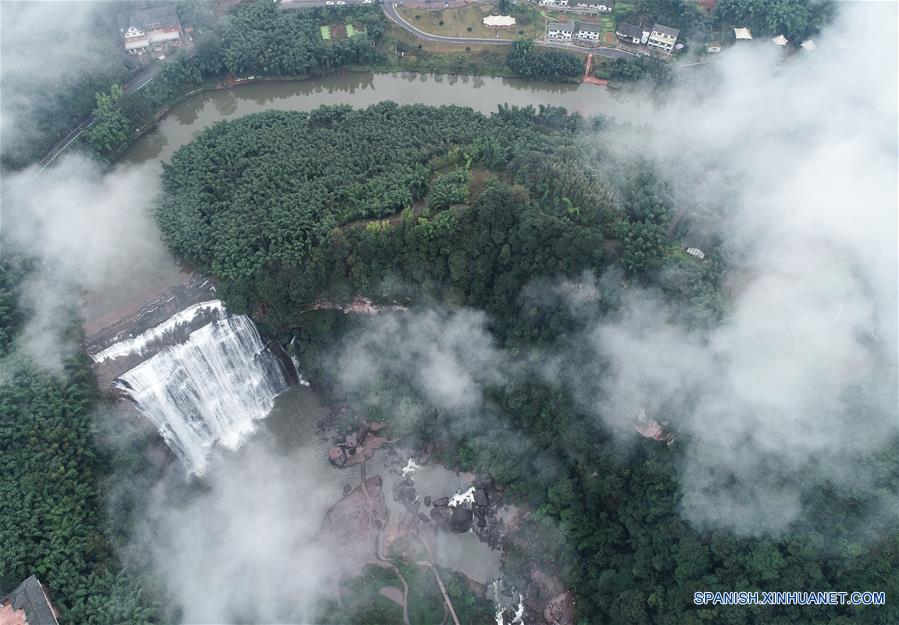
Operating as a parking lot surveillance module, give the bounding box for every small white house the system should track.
[801,38,817,50]
[734,26,753,40]
[548,20,575,40]
[771,34,788,46]
[685,247,706,260]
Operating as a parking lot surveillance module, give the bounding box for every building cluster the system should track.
[547,19,602,42]
[536,0,613,14]
[117,5,183,55]
[615,22,680,53]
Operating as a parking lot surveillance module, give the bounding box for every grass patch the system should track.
[373,22,514,76]
[346,23,358,37]
[320,25,332,40]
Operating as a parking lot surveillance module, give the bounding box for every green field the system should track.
[320,25,332,40]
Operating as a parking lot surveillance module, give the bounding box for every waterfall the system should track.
[106,302,291,475]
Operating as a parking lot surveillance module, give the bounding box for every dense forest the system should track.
[505,40,584,82]
[0,260,161,624]
[156,104,899,625]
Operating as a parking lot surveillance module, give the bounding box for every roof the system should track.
[553,19,576,31]
[616,22,643,39]
[579,24,602,33]
[801,38,816,50]
[118,5,180,34]
[650,24,679,38]
[733,26,752,40]
[1,576,59,625]
[483,15,516,26]
[771,34,788,46]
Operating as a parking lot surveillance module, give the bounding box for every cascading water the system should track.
[97,300,292,475]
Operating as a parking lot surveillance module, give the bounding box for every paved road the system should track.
[381,2,635,58]
[38,55,173,170]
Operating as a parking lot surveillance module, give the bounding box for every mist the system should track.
[329,2,897,538]
[120,432,349,624]
[1,155,182,370]
[565,2,898,534]
[0,1,126,166]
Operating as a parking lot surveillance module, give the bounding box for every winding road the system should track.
[381,2,635,59]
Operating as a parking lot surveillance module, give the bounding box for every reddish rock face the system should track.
[319,476,387,566]
[543,591,575,625]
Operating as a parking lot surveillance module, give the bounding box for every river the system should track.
[123,71,648,167]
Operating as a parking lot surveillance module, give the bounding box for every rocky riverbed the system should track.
[321,418,575,625]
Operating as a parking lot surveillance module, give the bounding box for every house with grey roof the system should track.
[577,24,602,41]
[547,20,576,40]
[1,576,60,625]
[117,5,183,54]
[615,22,644,44]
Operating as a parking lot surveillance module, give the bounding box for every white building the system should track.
[577,25,601,41]
[771,34,788,46]
[548,20,576,40]
[118,5,182,54]
[575,2,613,12]
[647,24,679,52]
[483,15,516,28]
[733,26,753,40]
[685,247,706,260]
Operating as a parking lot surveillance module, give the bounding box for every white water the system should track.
[449,486,476,508]
[91,300,226,363]
[115,313,290,475]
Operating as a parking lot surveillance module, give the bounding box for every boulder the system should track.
[474,473,494,491]
[424,496,432,507]
[433,496,450,507]
[417,441,434,465]
[474,489,488,508]
[393,477,416,504]
[430,506,473,532]
[329,446,347,467]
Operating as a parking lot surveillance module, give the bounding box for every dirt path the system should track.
[583,53,609,86]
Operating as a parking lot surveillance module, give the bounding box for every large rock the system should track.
[433,496,450,507]
[393,477,417,504]
[474,488,488,508]
[430,505,473,533]
[417,441,434,465]
[474,473,494,492]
